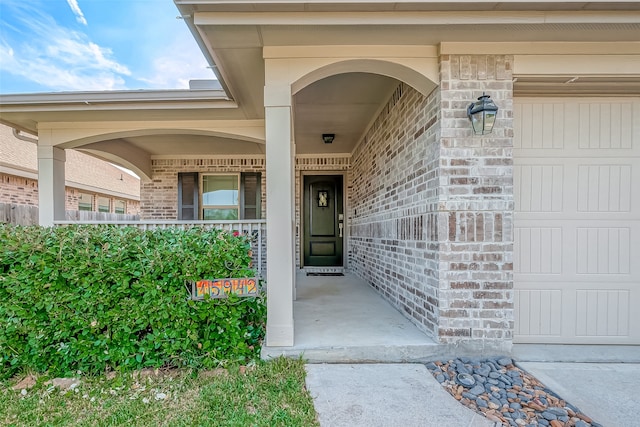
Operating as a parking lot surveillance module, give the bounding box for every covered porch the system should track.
[263,271,439,363]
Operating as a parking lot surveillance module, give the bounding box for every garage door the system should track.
[514,98,640,344]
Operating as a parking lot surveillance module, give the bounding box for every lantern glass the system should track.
[467,94,498,135]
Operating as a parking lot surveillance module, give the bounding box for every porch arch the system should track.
[49,127,266,182]
[57,128,264,150]
[291,58,438,97]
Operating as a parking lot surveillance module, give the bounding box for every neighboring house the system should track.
[1,1,639,354]
[0,124,140,221]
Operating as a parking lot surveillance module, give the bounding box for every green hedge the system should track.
[0,224,266,379]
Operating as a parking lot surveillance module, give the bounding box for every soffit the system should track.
[203,23,640,50]
[198,19,640,130]
[294,73,399,155]
[119,134,265,156]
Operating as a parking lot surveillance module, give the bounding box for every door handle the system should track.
[339,222,343,238]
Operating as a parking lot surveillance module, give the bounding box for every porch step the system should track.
[262,343,446,364]
[303,266,344,275]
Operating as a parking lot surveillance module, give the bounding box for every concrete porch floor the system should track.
[261,271,440,363]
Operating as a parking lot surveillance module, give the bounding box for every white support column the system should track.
[37,144,66,226]
[265,84,295,346]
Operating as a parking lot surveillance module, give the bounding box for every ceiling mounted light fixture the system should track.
[322,133,335,144]
[467,93,499,135]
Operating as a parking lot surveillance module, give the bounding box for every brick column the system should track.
[437,55,514,352]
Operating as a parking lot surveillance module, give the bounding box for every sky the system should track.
[0,0,215,94]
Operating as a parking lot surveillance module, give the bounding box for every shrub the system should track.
[0,224,266,379]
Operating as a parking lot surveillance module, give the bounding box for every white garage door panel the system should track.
[515,220,638,280]
[514,98,640,345]
[514,282,640,344]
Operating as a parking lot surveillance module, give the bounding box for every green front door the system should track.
[303,175,343,267]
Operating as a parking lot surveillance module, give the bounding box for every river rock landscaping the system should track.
[426,357,602,427]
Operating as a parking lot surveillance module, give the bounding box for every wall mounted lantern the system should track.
[322,133,335,144]
[467,93,498,135]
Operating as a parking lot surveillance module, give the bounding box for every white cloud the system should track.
[0,9,130,91]
[1,0,216,92]
[1,41,126,91]
[66,0,87,26]
[137,34,215,89]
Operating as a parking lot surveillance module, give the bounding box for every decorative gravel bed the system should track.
[426,357,602,427]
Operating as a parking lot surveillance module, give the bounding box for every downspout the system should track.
[12,128,38,144]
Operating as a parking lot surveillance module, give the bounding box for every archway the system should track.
[285,60,441,350]
[55,128,267,182]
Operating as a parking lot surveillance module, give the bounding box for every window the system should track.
[98,197,110,213]
[114,200,126,214]
[202,174,239,220]
[177,172,261,220]
[78,193,93,211]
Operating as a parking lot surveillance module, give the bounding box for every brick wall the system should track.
[349,83,442,337]
[0,173,39,206]
[348,55,514,351]
[0,172,140,215]
[437,54,514,350]
[141,158,266,219]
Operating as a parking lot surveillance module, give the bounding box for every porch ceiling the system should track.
[294,73,399,154]
[111,134,265,157]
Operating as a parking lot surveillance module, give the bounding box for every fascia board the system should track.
[194,11,640,26]
[0,89,229,105]
[177,1,640,10]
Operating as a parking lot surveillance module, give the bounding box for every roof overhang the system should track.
[174,0,640,115]
[0,89,239,135]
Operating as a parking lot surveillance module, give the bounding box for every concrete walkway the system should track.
[306,362,640,427]
[305,363,495,427]
[519,362,640,427]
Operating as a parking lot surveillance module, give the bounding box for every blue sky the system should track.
[0,0,215,94]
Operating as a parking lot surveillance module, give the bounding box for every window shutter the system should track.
[240,173,261,219]
[178,172,199,220]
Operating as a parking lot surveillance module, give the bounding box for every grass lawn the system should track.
[1,357,319,427]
